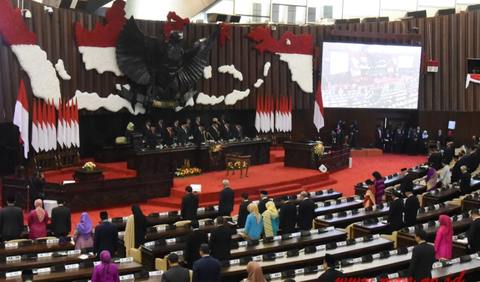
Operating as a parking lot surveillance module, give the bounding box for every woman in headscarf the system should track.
[244,203,263,241]
[91,250,119,282]
[422,130,429,155]
[363,179,376,208]
[246,261,267,282]
[73,212,94,250]
[372,171,385,204]
[434,215,453,260]
[28,199,49,240]
[124,204,147,256]
[426,163,439,191]
[262,201,279,237]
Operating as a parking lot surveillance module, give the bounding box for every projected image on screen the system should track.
[321,42,422,109]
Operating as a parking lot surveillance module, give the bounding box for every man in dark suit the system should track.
[403,192,420,227]
[375,125,383,150]
[428,148,443,170]
[436,130,445,149]
[279,195,297,234]
[50,198,71,238]
[237,193,250,228]
[93,211,118,257]
[219,121,231,141]
[207,123,220,141]
[186,118,193,137]
[29,170,46,210]
[233,125,244,140]
[387,191,404,232]
[209,217,232,261]
[181,186,198,220]
[184,220,208,269]
[467,208,480,253]
[172,120,180,136]
[297,191,316,231]
[141,120,151,138]
[258,190,270,214]
[163,127,174,146]
[460,165,471,195]
[408,229,436,282]
[162,253,190,282]
[393,127,404,154]
[146,124,157,149]
[317,254,344,282]
[177,123,190,146]
[193,125,204,145]
[0,196,24,242]
[399,168,413,197]
[218,180,234,216]
[192,244,221,282]
[443,142,455,164]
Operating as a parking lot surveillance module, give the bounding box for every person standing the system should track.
[73,212,94,250]
[181,186,199,220]
[444,142,455,164]
[399,168,413,197]
[372,171,385,204]
[408,229,436,281]
[146,124,158,149]
[297,191,315,231]
[218,180,234,216]
[0,196,24,242]
[192,244,221,282]
[50,198,71,238]
[363,180,376,208]
[162,253,190,282]
[460,166,471,195]
[207,122,220,141]
[177,123,190,146]
[244,204,263,241]
[233,124,244,140]
[467,208,480,254]
[124,204,147,256]
[220,121,231,140]
[184,220,208,269]
[245,261,267,282]
[428,148,442,170]
[434,215,453,260]
[29,171,46,210]
[393,127,403,154]
[426,163,439,191]
[436,130,445,149]
[375,125,383,150]
[142,120,151,138]
[317,254,344,282]
[28,199,49,240]
[262,202,279,237]
[258,191,270,214]
[387,191,404,233]
[91,251,119,282]
[209,216,232,261]
[94,211,118,257]
[237,193,251,228]
[278,196,297,234]
[439,159,451,187]
[404,192,420,227]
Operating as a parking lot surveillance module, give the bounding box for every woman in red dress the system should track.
[28,199,49,240]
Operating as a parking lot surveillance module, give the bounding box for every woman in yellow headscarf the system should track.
[262,201,279,237]
[244,203,263,240]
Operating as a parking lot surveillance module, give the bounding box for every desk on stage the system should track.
[283,142,350,171]
[127,139,271,177]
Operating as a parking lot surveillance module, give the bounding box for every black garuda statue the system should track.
[116,17,218,108]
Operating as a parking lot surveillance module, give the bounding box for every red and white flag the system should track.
[13,78,29,158]
[65,102,72,148]
[269,95,274,132]
[282,96,287,132]
[275,96,280,132]
[31,100,39,153]
[49,100,57,150]
[42,100,49,151]
[313,82,325,132]
[37,100,44,151]
[73,99,80,147]
[288,97,292,132]
[255,96,261,133]
[260,96,266,133]
[57,100,64,148]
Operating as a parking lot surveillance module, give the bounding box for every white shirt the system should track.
[439,164,451,186]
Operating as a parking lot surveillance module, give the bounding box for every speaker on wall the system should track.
[405,10,427,18]
[466,4,480,12]
[347,18,360,24]
[334,19,347,25]
[435,8,455,16]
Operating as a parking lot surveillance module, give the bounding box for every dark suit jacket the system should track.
[163,130,174,146]
[50,205,71,236]
[207,127,220,141]
[192,256,221,282]
[0,205,24,241]
[193,127,204,144]
[258,198,270,214]
[172,124,180,136]
[209,225,232,261]
[279,202,297,234]
[400,174,414,196]
[317,268,345,282]
[184,229,208,269]
[141,124,150,138]
[387,198,405,232]
[177,127,189,145]
[460,172,471,195]
[181,193,199,220]
[219,125,231,141]
[436,134,445,148]
[162,265,190,282]
[93,222,118,256]
[404,195,419,226]
[467,218,480,253]
[408,242,436,281]
[297,199,315,230]
[233,127,244,140]
[428,152,443,170]
[146,129,157,149]
[237,200,251,228]
[218,187,234,216]
[443,146,454,163]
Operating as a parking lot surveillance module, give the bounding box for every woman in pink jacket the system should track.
[434,215,453,260]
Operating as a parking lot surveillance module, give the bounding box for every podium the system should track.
[283,142,350,172]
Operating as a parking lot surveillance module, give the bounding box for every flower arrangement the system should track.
[228,161,248,170]
[311,141,325,161]
[209,144,223,154]
[175,160,201,177]
[83,161,96,171]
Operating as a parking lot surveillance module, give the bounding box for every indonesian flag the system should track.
[13,78,29,159]
[49,100,57,150]
[255,96,261,133]
[57,100,64,148]
[275,96,279,132]
[73,99,80,147]
[465,74,480,88]
[37,100,44,151]
[260,96,266,133]
[42,100,49,151]
[288,97,292,132]
[313,82,325,132]
[65,102,71,148]
[270,95,274,132]
[31,99,39,153]
[282,96,287,132]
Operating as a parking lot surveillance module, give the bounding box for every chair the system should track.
[189,270,193,282]
[198,218,212,223]
[130,247,142,263]
[6,239,31,244]
[35,236,57,240]
[381,231,398,248]
[417,194,424,207]
[174,220,191,227]
[339,223,354,239]
[115,137,126,144]
[155,255,169,272]
[447,198,462,207]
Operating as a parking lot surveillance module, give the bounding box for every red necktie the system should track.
[379,130,382,138]
[169,130,172,137]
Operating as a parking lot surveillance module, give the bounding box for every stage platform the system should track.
[350,148,383,158]
[149,162,337,208]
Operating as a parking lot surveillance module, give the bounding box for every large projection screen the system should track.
[321,42,422,109]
